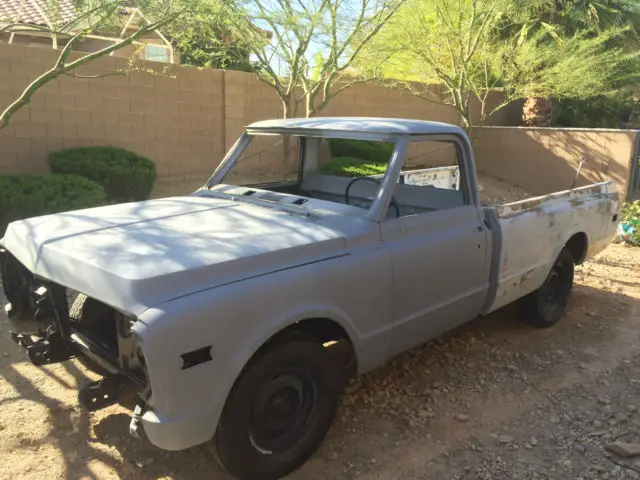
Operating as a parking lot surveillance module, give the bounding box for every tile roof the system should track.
[0,0,77,27]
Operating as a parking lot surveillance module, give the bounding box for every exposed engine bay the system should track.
[0,246,148,413]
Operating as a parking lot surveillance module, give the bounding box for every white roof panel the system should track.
[247,117,465,136]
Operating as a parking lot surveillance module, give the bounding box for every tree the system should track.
[359,0,512,134]
[497,0,640,125]
[160,0,256,71]
[499,0,640,40]
[359,0,640,132]
[0,0,184,130]
[233,0,404,118]
[508,28,640,125]
[505,28,640,102]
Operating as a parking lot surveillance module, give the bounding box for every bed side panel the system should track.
[484,183,616,313]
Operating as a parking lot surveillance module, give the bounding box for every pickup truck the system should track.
[0,118,620,480]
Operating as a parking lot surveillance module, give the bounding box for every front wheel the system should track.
[520,247,575,328]
[213,338,340,480]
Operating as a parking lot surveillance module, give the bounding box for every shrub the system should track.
[0,174,106,235]
[320,157,387,178]
[328,139,393,164]
[617,200,640,246]
[49,146,157,203]
[552,92,640,129]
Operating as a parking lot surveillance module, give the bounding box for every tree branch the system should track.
[1,8,185,130]
[62,71,126,79]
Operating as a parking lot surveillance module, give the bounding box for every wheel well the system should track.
[266,318,358,381]
[566,232,588,265]
[285,318,351,344]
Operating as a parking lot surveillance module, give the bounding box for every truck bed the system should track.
[482,182,620,314]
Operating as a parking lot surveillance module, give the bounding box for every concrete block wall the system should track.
[0,43,226,195]
[0,42,523,197]
[2,42,635,200]
[473,127,639,198]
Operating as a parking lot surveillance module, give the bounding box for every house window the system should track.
[145,44,170,63]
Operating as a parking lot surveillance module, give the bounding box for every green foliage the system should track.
[619,201,640,246]
[552,91,640,128]
[0,174,106,235]
[360,0,640,129]
[328,139,394,164]
[319,157,387,177]
[358,0,513,131]
[497,0,640,44]
[161,0,256,71]
[504,28,640,100]
[48,146,157,203]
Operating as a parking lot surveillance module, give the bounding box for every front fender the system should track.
[134,269,389,449]
[137,299,361,406]
[132,254,389,450]
[133,303,359,451]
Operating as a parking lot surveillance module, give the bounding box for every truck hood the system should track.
[1,196,350,316]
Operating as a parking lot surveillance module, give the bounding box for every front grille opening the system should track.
[67,289,118,353]
[66,288,80,310]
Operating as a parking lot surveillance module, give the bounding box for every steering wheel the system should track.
[345,177,400,218]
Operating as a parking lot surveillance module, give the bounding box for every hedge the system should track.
[0,174,106,235]
[49,146,156,203]
[328,139,394,164]
[320,157,387,178]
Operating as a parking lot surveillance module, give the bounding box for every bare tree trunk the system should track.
[523,97,553,126]
[281,95,295,178]
[305,91,313,118]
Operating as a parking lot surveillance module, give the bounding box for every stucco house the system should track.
[0,0,178,63]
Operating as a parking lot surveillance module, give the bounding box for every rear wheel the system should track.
[213,338,340,480]
[520,247,575,328]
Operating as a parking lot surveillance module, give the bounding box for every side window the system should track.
[389,140,466,217]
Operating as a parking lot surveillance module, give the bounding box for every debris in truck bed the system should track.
[477,173,533,206]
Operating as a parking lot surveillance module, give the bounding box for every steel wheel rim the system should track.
[249,369,317,453]
[542,262,570,316]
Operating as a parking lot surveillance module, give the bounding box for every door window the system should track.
[387,140,466,218]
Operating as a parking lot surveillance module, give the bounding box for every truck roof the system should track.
[246,117,466,136]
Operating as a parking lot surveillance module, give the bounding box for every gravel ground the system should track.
[1,244,639,480]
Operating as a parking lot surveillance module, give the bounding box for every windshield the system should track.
[208,133,396,215]
[220,134,302,186]
[207,132,465,219]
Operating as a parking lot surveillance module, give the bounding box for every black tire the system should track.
[214,339,340,480]
[69,294,117,350]
[69,294,113,326]
[520,247,575,328]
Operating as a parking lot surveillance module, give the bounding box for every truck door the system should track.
[381,137,490,358]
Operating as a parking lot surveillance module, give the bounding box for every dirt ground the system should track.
[1,243,640,480]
